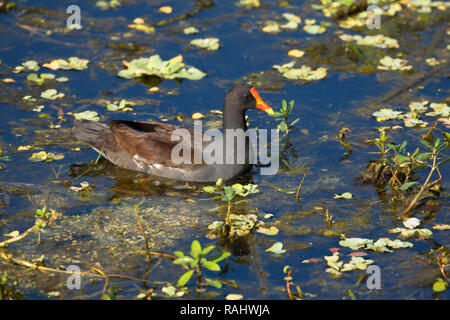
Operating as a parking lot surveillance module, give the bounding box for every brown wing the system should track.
[108,120,203,168]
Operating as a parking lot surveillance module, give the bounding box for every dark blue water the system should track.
[0,0,448,300]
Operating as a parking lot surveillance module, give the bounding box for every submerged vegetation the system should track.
[0,0,448,300]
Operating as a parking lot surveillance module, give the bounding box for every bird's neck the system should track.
[222,104,247,132]
[221,103,252,166]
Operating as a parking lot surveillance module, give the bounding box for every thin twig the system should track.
[296,174,306,209]
[0,225,36,247]
[401,151,438,215]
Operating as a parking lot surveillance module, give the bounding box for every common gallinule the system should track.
[73,85,274,182]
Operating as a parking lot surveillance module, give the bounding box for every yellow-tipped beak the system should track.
[250,87,274,115]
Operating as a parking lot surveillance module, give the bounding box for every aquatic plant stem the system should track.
[226,200,232,223]
[134,200,151,263]
[0,225,36,248]
[74,151,102,180]
[295,174,306,209]
[401,151,438,215]
[285,267,293,300]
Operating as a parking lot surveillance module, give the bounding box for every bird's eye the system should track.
[245,94,251,100]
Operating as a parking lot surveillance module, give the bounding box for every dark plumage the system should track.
[73,85,273,182]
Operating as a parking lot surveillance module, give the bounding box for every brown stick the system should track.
[401,153,437,215]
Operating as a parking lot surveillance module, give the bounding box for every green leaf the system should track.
[437,158,450,167]
[190,38,220,50]
[341,0,354,6]
[386,143,396,151]
[73,110,100,122]
[173,257,195,265]
[177,270,194,287]
[40,88,64,100]
[436,142,448,154]
[201,245,215,256]
[334,192,353,199]
[420,139,433,149]
[190,240,202,259]
[290,118,300,126]
[183,26,199,34]
[173,251,185,258]
[339,237,372,250]
[202,260,221,271]
[205,278,222,289]
[434,138,440,149]
[287,100,295,114]
[282,100,287,111]
[223,186,234,201]
[432,278,448,292]
[412,164,428,171]
[400,181,419,191]
[271,111,283,117]
[211,251,231,263]
[231,183,245,195]
[396,155,410,163]
[256,226,279,235]
[162,286,176,297]
[202,186,217,193]
[117,55,206,81]
[414,152,432,161]
[265,242,286,254]
[399,140,407,152]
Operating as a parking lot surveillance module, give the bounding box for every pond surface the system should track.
[0,0,449,300]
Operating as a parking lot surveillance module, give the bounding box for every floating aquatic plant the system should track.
[128,18,155,34]
[236,0,260,8]
[96,0,120,10]
[403,113,428,128]
[158,6,173,14]
[339,34,399,49]
[408,101,429,113]
[265,242,286,254]
[14,60,40,73]
[324,251,374,276]
[117,55,206,80]
[40,89,64,100]
[339,237,413,252]
[190,38,220,50]
[106,99,134,112]
[183,26,199,34]
[303,24,326,34]
[425,103,449,117]
[43,57,89,71]
[273,62,328,81]
[207,213,279,238]
[372,108,404,122]
[281,13,301,29]
[389,217,433,238]
[262,13,301,33]
[333,192,353,199]
[72,110,100,122]
[377,56,412,71]
[287,49,305,58]
[27,73,54,85]
[29,151,64,162]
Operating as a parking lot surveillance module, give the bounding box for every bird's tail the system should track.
[73,119,111,152]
